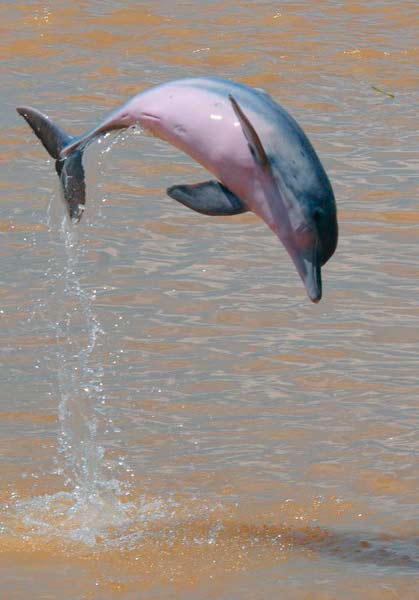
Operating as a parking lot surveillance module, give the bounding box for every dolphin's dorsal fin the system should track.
[167,180,247,216]
[229,95,269,170]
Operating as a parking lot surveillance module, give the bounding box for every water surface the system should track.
[1,1,419,598]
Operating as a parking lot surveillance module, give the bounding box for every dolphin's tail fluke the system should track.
[16,106,86,222]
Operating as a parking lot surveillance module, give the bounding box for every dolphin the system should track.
[17,77,337,302]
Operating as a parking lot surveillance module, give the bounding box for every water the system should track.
[1,1,419,598]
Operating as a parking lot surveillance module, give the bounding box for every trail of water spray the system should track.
[31,208,133,544]
[54,218,106,505]
[4,140,144,546]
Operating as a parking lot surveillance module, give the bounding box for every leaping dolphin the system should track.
[17,77,338,302]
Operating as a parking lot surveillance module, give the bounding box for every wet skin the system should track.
[17,77,338,302]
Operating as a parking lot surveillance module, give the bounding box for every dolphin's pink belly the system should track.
[125,84,257,203]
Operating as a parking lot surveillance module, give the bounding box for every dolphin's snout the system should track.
[305,273,322,303]
[302,261,322,303]
[290,245,322,303]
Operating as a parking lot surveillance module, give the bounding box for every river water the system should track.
[1,1,419,598]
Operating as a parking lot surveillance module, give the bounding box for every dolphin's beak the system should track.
[261,180,323,303]
[267,212,323,303]
[290,245,322,303]
[227,95,329,303]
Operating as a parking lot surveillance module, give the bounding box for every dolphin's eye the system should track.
[313,208,324,223]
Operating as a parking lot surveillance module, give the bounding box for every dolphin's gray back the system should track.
[173,78,334,212]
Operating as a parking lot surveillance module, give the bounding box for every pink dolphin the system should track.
[17,77,337,302]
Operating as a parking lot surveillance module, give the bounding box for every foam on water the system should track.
[4,490,173,549]
[0,131,191,549]
[1,151,126,546]
[1,190,419,573]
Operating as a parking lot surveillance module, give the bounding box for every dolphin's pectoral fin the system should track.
[167,180,248,216]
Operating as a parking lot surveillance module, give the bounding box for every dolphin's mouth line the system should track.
[140,112,161,123]
[307,238,322,303]
[289,233,322,304]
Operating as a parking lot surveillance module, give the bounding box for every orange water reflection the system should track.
[2,0,419,598]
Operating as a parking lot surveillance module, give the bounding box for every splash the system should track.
[5,172,129,549]
[30,207,133,544]
[4,490,172,549]
[52,219,117,523]
[0,132,160,549]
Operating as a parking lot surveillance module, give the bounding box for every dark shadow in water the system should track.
[315,529,419,571]
[2,497,419,575]
[189,519,419,572]
[151,517,419,573]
